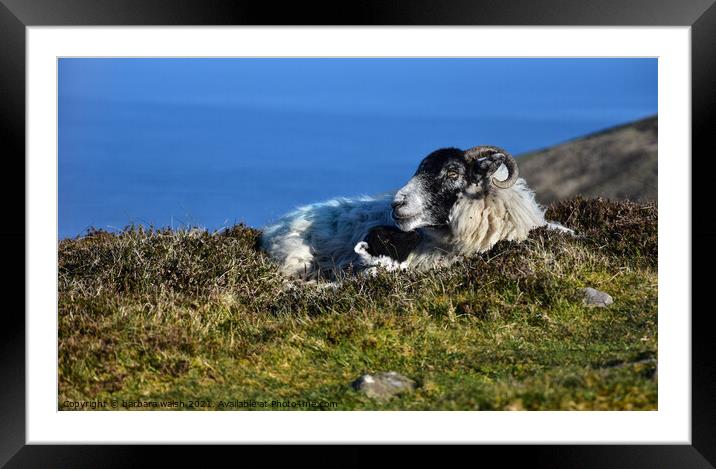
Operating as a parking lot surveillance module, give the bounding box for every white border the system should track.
[27,27,690,444]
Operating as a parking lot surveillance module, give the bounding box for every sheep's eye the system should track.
[446,171,459,179]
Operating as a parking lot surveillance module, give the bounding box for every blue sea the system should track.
[59,58,657,239]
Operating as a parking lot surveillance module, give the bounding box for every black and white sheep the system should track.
[261,145,572,279]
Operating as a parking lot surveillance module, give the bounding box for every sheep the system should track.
[260,145,572,280]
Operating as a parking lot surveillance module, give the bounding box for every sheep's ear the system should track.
[473,156,503,177]
[464,146,518,189]
[464,150,503,183]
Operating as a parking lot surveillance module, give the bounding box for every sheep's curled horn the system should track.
[464,145,519,189]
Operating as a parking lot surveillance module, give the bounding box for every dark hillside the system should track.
[518,116,657,204]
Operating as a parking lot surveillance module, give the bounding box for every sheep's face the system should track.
[392,146,515,232]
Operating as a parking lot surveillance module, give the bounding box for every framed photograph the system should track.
[3,0,714,465]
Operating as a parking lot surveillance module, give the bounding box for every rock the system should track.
[352,371,416,400]
[581,287,613,307]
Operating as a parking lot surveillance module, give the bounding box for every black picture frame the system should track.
[2,0,714,466]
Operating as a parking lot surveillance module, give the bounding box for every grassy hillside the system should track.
[518,116,657,204]
[58,198,657,411]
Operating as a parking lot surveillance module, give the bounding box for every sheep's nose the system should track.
[391,199,406,211]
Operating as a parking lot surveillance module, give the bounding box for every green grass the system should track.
[58,197,657,410]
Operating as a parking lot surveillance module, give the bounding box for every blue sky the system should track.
[59,58,657,238]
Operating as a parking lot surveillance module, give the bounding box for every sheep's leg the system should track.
[363,226,421,262]
[353,225,422,275]
[354,241,406,274]
[546,221,575,235]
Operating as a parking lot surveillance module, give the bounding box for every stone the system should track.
[352,371,416,400]
[581,287,613,307]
